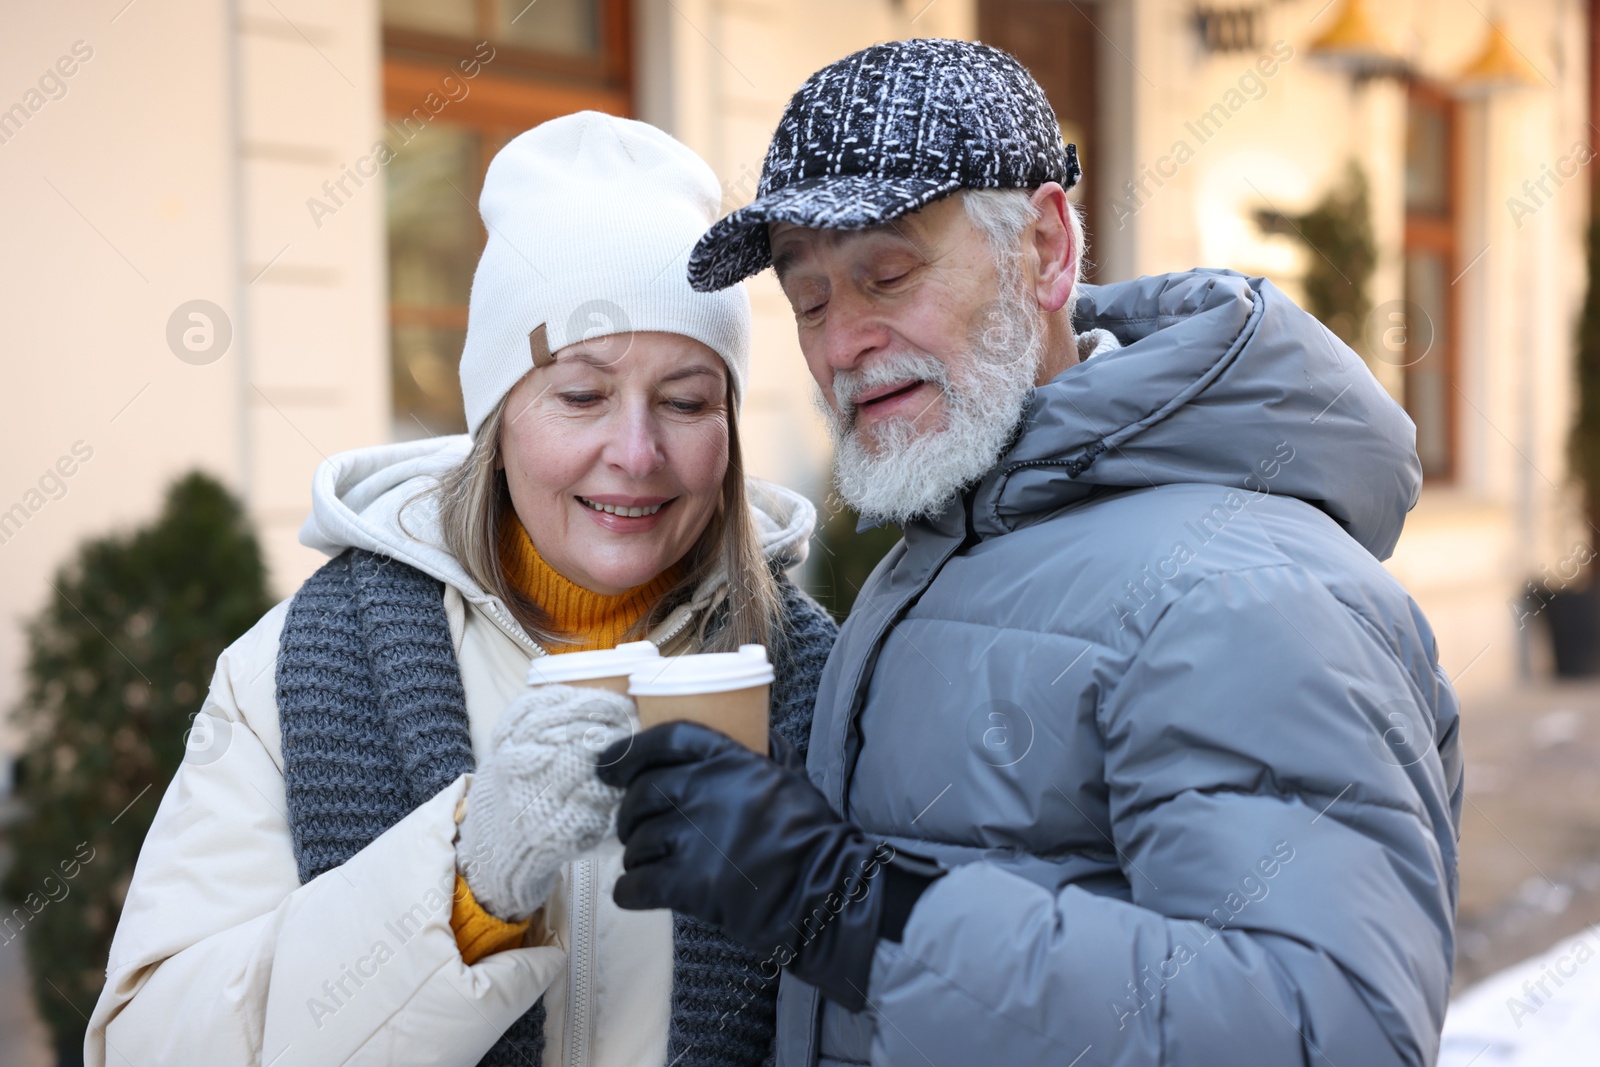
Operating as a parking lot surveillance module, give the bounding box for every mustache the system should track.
[828,350,950,433]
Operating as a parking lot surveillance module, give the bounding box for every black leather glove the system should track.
[768,726,806,773]
[596,721,943,1011]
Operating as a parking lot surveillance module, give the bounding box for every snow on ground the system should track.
[1439,924,1600,1066]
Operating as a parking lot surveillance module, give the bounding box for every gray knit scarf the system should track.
[276,547,835,1066]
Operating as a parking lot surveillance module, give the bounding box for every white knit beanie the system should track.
[458,111,751,439]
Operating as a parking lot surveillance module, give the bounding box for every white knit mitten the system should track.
[456,683,635,920]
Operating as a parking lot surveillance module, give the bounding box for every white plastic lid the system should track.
[628,644,774,696]
[526,640,660,685]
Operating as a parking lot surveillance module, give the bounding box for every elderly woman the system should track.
[86,113,837,1067]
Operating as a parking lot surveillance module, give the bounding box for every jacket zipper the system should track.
[482,598,545,658]
[479,593,689,1067]
[565,857,597,1067]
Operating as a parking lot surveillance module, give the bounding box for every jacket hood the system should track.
[299,433,815,618]
[969,270,1422,560]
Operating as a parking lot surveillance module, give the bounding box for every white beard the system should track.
[819,283,1046,527]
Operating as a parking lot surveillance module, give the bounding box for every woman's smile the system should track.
[576,494,675,532]
[500,331,730,595]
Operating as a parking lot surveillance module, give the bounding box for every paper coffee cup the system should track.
[525,640,660,695]
[628,644,773,753]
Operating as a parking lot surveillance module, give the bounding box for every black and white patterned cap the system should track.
[688,38,1081,293]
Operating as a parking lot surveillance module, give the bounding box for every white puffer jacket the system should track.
[86,435,815,1067]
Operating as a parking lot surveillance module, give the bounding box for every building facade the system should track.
[0,0,1591,773]
[1062,0,1593,697]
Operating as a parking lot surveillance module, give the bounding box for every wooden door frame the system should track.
[1403,79,1460,484]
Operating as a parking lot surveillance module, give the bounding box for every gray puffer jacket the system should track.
[776,270,1462,1067]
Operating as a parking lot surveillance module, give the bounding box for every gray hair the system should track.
[961,188,1086,311]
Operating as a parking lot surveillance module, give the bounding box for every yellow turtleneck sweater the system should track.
[495,512,683,652]
[451,516,684,963]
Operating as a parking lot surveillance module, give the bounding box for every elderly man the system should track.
[600,38,1461,1067]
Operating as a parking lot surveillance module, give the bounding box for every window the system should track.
[977,0,1101,281]
[1402,84,1458,481]
[382,0,631,438]
[385,0,605,59]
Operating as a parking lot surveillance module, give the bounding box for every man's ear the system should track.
[1027,182,1078,314]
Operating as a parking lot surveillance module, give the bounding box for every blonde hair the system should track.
[415,382,778,654]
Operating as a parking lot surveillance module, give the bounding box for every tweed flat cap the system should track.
[688,38,1080,292]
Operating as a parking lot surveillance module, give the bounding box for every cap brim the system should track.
[688,173,964,292]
